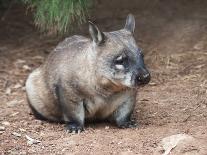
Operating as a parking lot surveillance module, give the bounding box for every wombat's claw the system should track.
[65,123,84,133]
[118,120,137,129]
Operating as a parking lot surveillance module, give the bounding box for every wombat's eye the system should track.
[114,55,128,70]
[115,55,125,65]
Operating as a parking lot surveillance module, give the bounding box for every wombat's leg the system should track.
[55,84,84,133]
[110,97,137,128]
[63,101,85,133]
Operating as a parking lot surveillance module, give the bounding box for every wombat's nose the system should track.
[135,69,151,85]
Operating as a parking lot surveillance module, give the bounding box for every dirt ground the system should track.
[0,0,207,154]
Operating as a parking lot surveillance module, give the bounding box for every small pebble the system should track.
[26,135,41,145]
[22,65,31,71]
[5,88,11,95]
[32,55,44,60]
[22,86,26,91]
[149,82,157,86]
[13,83,22,89]
[105,126,110,129]
[0,126,5,131]
[2,121,10,126]
[19,128,26,132]
[16,59,26,64]
[6,100,18,107]
[10,112,19,117]
[12,132,21,137]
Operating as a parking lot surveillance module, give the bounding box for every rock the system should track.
[12,132,21,137]
[193,42,204,50]
[6,100,18,107]
[161,134,193,155]
[155,134,207,155]
[6,100,23,107]
[0,126,5,131]
[26,135,41,145]
[21,86,26,91]
[2,121,10,126]
[105,126,110,130]
[19,128,26,132]
[13,83,22,89]
[149,82,157,86]
[32,55,44,60]
[14,59,26,68]
[5,87,11,95]
[22,65,32,71]
[10,112,19,117]
[16,59,26,64]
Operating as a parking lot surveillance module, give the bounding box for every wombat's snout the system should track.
[135,68,151,86]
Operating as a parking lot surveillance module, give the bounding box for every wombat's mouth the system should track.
[105,78,132,91]
[131,78,151,89]
[115,80,138,90]
[99,77,130,92]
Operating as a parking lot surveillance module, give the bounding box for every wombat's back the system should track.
[46,35,90,66]
[43,35,92,88]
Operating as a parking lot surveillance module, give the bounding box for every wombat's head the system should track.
[89,14,150,91]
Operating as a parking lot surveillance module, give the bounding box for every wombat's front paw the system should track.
[65,122,84,133]
[118,120,137,129]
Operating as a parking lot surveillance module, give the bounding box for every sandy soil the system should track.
[0,0,207,154]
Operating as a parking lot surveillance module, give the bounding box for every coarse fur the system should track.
[26,14,150,133]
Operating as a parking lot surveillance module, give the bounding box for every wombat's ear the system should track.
[124,14,135,34]
[89,21,105,45]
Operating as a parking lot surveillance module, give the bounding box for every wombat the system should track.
[26,14,150,133]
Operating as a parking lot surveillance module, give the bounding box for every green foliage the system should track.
[23,0,92,34]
